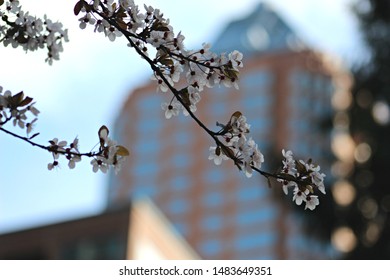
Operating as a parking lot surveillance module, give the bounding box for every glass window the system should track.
[242,70,273,88]
[235,185,263,202]
[136,118,162,135]
[169,175,192,192]
[169,153,192,169]
[201,215,224,232]
[206,101,226,118]
[203,168,226,184]
[200,239,223,256]
[173,130,192,147]
[241,94,273,111]
[202,191,224,208]
[132,161,159,177]
[234,206,278,227]
[137,93,163,111]
[168,198,190,215]
[131,183,159,199]
[233,232,277,251]
[134,138,160,156]
[247,117,272,133]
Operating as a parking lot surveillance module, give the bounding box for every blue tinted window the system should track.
[201,215,224,231]
[137,119,162,134]
[200,239,223,256]
[137,93,162,110]
[235,206,278,227]
[241,94,273,111]
[132,161,159,177]
[287,235,315,252]
[168,198,190,215]
[290,71,310,88]
[131,184,158,199]
[170,175,192,192]
[202,191,224,207]
[207,101,226,117]
[247,117,272,133]
[203,168,226,184]
[290,139,310,155]
[233,232,276,251]
[173,130,192,146]
[314,76,328,92]
[242,70,273,88]
[235,185,263,202]
[134,138,160,155]
[169,153,191,169]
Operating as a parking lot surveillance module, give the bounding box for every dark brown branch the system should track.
[98,11,288,183]
[0,126,97,158]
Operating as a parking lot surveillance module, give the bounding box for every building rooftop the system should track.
[212,2,305,55]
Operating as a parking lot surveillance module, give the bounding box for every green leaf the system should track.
[223,68,239,80]
[0,0,4,6]
[159,57,174,67]
[306,185,314,193]
[111,2,117,12]
[116,145,130,156]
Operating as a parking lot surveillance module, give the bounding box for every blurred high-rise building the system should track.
[107,3,350,259]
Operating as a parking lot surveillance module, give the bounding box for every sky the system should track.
[0,0,361,233]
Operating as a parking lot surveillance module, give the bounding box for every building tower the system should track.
[107,3,347,259]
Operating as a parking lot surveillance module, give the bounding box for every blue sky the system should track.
[0,0,360,233]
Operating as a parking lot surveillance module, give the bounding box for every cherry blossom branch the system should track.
[0,124,99,158]
[1,0,326,210]
[74,0,327,210]
[116,23,261,178]
[88,3,255,169]
[91,2,300,183]
[0,1,130,173]
[0,125,47,150]
[0,85,129,172]
[0,0,69,64]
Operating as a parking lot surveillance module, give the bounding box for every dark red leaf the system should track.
[74,0,84,16]
[19,96,33,107]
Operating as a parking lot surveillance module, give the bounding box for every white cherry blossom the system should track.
[277,150,325,210]
[161,101,180,119]
[293,188,307,206]
[1,1,327,212]
[305,195,320,210]
[208,146,229,165]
